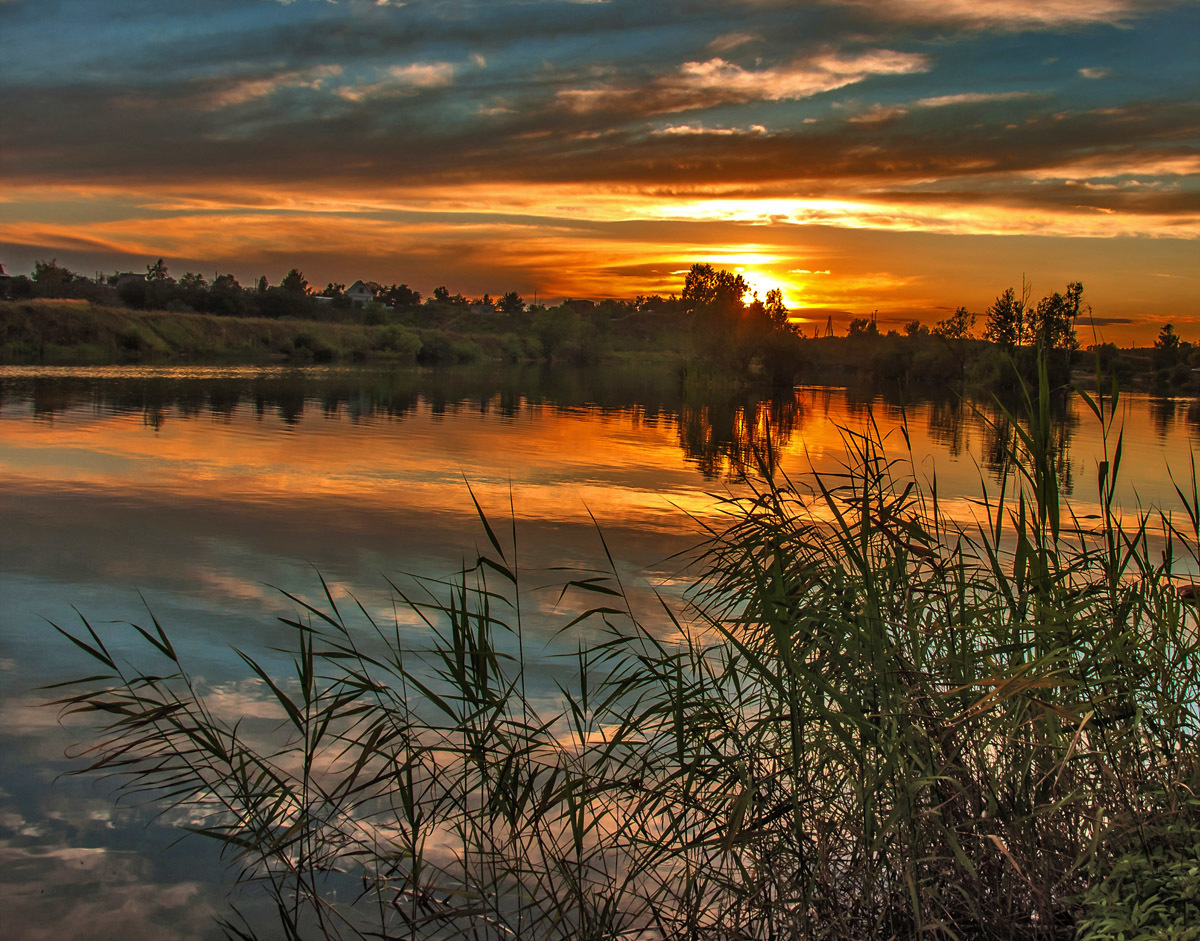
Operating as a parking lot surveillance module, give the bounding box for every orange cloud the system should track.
[840,0,1166,27]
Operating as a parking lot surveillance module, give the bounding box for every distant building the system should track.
[346,280,384,307]
[111,272,146,287]
[469,303,499,315]
[0,264,11,297]
[563,298,595,315]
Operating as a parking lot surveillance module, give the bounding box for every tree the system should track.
[933,306,975,340]
[499,291,524,314]
[681,263,748,315]
[280,269,309,295]
[208,274,246,317]
[432,286,450,303]
[384,284,421,308]
[1028,282,1082,351]
[1154,323,1182,370]
[763,288,788,330]
[904,319,929,338]
[146,258,170,282]
[32,258,74,290]
[847,317,879,338]
[983,287,1025,350]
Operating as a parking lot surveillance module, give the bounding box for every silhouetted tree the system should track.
[681,263,748,315]
[280,269,309,295]
[1028,282,1082,351]
[1154,323,1182,370]
[32,258,74,291]
[763,288,788,330]
[383,284,421,308]
[499,291,524,313]
[983,287,1025,349]
[847,317,879,338]
[208,273,246,317]
[146,258,170,282]
[933,306,975,340]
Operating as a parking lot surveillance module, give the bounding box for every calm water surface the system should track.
[1,364,1197,938]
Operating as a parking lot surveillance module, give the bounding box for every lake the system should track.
[1,363,1198,939]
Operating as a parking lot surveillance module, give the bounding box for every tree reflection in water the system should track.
[676,391,805,479]
[2,364,1088,492]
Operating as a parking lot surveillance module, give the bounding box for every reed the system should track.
[49,364,1200,939]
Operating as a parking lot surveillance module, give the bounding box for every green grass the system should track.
[48,363,1200,939]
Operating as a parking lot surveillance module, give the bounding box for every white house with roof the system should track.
[346,280,384,307]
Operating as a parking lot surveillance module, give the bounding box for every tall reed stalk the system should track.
[49,368,1200,939]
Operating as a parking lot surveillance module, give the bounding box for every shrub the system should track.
[372,323,421,360]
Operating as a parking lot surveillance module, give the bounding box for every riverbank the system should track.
[1,299,1170,397]
[0,299,450,365]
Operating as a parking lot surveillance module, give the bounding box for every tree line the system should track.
[6,256,1188,390]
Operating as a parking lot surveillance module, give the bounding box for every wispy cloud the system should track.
[914,91,1038,107]
[198,65,343,110]
[335,61,454,101]
[559,50,930,116]
[708,31,759,53]
[838,0,1169,28]
[652,123,769,136]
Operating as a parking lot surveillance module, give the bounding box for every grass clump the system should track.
[49,365,1200,939]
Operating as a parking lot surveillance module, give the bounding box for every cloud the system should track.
[836,0,1171,28]
[559,49,930,116]
[652,122,769,136]
[708,31,759,52]
[198,65,343,110]
[847,103,908,123]
[914,91,1039,107]
[335,60,455,102]
[389,61,455,86]
[1079,66,1113,79]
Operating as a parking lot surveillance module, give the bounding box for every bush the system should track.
[372,323,421,360]
[1076,796,1200,941]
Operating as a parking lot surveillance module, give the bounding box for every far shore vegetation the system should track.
[1,257,1193,395]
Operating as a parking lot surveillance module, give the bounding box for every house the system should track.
[0,263,11,297]
[563,298,595,315]
[469,303,499,316]
[346,280,384,307]
[111,272,146,288]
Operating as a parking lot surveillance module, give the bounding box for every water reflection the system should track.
[976,391,1079,496]
[677,391,805,479]
[1151,396,1180,439]
[2,364,1198,940]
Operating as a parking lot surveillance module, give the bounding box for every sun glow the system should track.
[691,249,808,310]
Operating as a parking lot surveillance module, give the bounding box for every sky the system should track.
[1,0,1197,341]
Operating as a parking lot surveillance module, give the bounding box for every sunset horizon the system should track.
[2,0,1197,344]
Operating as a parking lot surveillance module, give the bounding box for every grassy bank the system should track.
[0,299,691,368]
[0,299,397,364]
[50,366,1200,939]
